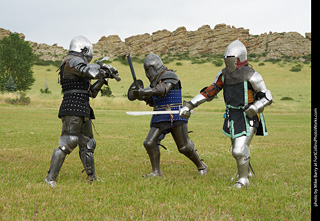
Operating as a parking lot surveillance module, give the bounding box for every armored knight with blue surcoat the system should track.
[128,54,207,178]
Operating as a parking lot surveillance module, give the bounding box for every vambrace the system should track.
[200,83,222,101]
[246,72,273,117]
[90,78,106,98]
[245,90,272,117]
[246,90,273,116]
[190,93,208,108]
[179,93,207,119]
[80,63,105,79]
[133,82,173,100]
[69,57,104,79]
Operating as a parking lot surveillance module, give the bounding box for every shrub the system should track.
[212,59,223,67]
[290,64,303,72]
[5,92,31,105]
[280,96,294,101]
[100,86,113,97]
[40,87,52,94]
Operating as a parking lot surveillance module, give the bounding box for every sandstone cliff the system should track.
[94,24,311,60]
[0,24,311,62]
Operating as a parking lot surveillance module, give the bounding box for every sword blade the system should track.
[126,111,180,116]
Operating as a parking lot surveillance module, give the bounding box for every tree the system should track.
[0,33,35,92]
[4,76,17,92]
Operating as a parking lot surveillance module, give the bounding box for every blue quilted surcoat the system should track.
[151,89,188,124]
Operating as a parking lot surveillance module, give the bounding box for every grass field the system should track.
[0,59,311,219]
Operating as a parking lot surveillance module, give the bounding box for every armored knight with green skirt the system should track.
[179,40,273,188]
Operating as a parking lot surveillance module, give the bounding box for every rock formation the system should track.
[0,24,311,61]
[94,24,311,60]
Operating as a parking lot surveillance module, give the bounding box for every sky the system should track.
[0,0,311,49]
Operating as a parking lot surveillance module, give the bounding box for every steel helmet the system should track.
[69,35,93,62]
[224,40,247,73]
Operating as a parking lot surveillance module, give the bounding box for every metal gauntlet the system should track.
[132,86,153,99]
[179,93,207,119]
[245,90,273,117]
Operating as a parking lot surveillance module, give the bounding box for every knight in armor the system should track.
[128,54,207,178]
[45,36,120,187]
[179,40,273,188]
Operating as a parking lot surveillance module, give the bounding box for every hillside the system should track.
[0,24,311,62]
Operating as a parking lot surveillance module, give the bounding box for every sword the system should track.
[126,110,179,116]
[126,110,194,116]
[122,53,139,88]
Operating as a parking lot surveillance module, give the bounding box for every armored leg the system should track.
[79,138,96,182]
[143,127,163,178]
[45,147,67,187]
[171,124,207,175]
[45,116,83,186]
[231,127,256,188]
[79,118,97,182]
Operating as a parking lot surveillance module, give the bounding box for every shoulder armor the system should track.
[159,71,179,84]
[249,72,267,92]
[68,57,86,68]
[213,71,223,84]
[69,57,86,68]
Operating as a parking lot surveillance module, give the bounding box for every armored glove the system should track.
[101,64,120,81]
[179,101,195,119]
[179,94,207,119]
[132,86,153,100]
[244,90,273,117]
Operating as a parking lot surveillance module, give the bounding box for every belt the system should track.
[63,89,89,95]
[154,103,182,111]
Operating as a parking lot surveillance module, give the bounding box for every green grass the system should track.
[0,60,311,219]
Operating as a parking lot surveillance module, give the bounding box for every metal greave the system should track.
[45,147,67,182]
[79,144,96,179]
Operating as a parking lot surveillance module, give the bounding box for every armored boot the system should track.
[233,159,250,188]
[144,146,162,178]
[182,148,207,175]
[45,147,67,187]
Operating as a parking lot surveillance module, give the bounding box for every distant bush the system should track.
[258,63,265,66]
[175,62,183,66]
[290,64,303,72]
[100,86,113,97]
[280,96,294,101]
[40,87,52,94]
[302,54,311,63]
[212,59,224,67]
[113,56,128,65]
[264,58,282,64]
[5,92,31,105]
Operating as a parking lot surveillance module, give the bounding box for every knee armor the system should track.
[86,137,96,152]
[177,139,194,156]
[59,134,79,154]
[232,143,250,166]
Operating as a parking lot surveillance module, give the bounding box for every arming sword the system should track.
[123,53,139,88]
[126,110,194,116]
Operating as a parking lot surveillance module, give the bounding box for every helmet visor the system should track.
[224,56,236,73]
